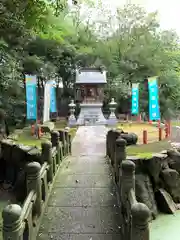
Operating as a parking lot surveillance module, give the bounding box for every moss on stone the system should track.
[14,120,77,148]
[127,140,171,156]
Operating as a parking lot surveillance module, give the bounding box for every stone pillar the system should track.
[121,160,136,240]
[64,130,70,155]
[2,204,22,240]
[68,133,72,154]
[51,131,58,147]
[26,162,42,216]
[121,160,135,198]
[111,130,121,166]
[106,131,110,157]
[65,130,72,154]
[41,141,53,182]
[59,130,66,156]
[107,98,118,126]
[131,203,151,240]
[51,131,61,164]
[115,137,127,184]
[68,100,77,127]
[107,130,113,159]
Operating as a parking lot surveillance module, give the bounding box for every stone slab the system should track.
[39,206,121,234]
[37,233,122,240]
[60,159,111,175]
[55,173,113,188]
[72,126,107,156]
[37,126,122,239]
[155,188,176,214]
[48,187,117,207]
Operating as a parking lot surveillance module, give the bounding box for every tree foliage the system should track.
[0,1,180,125]
[95,4,180,117]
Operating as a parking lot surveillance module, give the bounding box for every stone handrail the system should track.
[106,129,151,240]
[2,130,71,240]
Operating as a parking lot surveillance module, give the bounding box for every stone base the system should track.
[68,116,77,127]
[77,103,107,125]
[107,113,118,126]
[107,118,118,126]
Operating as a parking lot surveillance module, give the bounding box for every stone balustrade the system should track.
[57,129,71,156]
[1,130,71,240]
[106,129,151,240]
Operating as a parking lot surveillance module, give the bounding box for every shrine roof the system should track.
[75,68,107,84]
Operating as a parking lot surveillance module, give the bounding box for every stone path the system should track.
[37,126,121,240]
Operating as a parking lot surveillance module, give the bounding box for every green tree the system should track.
[95,4,180,117]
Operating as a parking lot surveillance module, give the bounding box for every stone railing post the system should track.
[121,160,136,240]
[69,134,72,154]
[51,131,61,164]
[121,160,135,202]
[59,130,66,156]
[106,131,110,157]
[111,130,117,165]
[64,130,70,155]
[51,130,59,148]
[107,130,113,160]
[2,204,22,240]
[115,137,127,184]
[131,203,151,240]
[67,131,72,154]
[106,132,108,157]
[110,130,120,166]
[26,162,42,216]
[41,141,53,182]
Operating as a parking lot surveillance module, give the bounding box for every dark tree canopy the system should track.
[0,1,180,126]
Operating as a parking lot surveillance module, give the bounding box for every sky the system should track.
[102,0,180,35]
[69,0,180,35]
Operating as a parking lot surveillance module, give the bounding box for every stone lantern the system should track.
[68,100,77,127]
[107,98,118,126]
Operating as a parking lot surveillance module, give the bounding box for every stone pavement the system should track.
[37,126,121,240]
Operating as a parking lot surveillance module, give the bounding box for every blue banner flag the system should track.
[131,83,139,115]
[148,77,160,121]
[25,75,37,120]
[50,85,57,113]
[48,80,57,113]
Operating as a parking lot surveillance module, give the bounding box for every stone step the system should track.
[84,117,99,120]
[77,105,107,125]
[78,116,98,119]
[84,115,99,118]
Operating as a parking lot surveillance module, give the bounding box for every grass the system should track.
[11,120,77,148]
[116,122,170,157]
[171,121,180,126]
[16,129,48,148]
[117,122,165,144]
[126,139,171,157]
